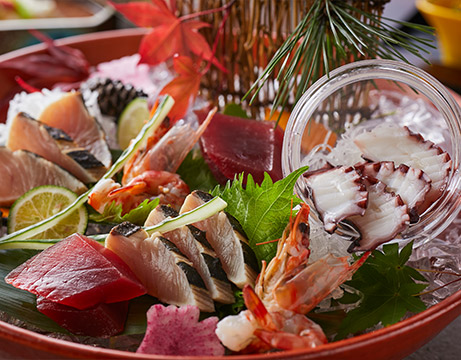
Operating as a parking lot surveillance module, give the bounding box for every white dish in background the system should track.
[0,0,114,31]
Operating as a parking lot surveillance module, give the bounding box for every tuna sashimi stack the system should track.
[5,233,146,336]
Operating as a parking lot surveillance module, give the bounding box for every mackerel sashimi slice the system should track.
[106,222,215,312]
[5,233,146,310]
[198,112,284,184]
[145,205,234,304]
[6,112,106,183]
[180,191,259,288]
[0,148,87,207]
[39,92,112,168]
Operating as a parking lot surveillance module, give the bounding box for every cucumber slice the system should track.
[144,196,227,235]
[8,185,88,240]
[1,195,227,250]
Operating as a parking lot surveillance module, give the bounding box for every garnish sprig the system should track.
[245,0,435,122]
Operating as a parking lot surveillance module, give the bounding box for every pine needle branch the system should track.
[244,0,435,123]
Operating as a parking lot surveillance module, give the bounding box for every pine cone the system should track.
[81,78,147,118]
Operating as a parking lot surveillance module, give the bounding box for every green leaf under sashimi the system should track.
[88,198,160,226]
[177,149,219,192]
[212,166,308,264]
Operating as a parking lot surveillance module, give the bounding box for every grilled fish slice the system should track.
[356,161,431,222]
[39,92,112,168]
[304,165,368,233]
[354,125,451,204]
[145,205,234,304]
[6,112,106,183]
[180,191,258,289]
[348,180,410,252]
[106,222,214,312]
[0,148,87,207]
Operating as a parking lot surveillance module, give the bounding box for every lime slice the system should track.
[118,97,150,150]
[7,185,88,239]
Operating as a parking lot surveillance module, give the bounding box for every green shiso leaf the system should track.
[336,241,428,340]
[123,295,159,335]
[212,166,308,264]
[176,149,219,192]
[216,288,245,319]
[88,198,160,226]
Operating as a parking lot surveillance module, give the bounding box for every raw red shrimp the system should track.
[88,170,189,214]
[243,285,327,351]
[216,203,370,352]
[122,108,216,184]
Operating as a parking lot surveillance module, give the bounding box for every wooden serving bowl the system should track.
[0,28,460,360]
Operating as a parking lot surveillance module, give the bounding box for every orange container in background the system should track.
[416,0,461,68]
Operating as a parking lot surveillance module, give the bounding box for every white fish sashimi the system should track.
[6,113,106,183]
[0,148,87,207]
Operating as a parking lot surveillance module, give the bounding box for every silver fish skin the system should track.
[145,205,235,304]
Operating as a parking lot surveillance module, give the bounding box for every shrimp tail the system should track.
[255,328,327,350]
[242,285,277,331]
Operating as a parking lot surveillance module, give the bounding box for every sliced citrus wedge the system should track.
[7,185,88,239]
[117,97,150,149]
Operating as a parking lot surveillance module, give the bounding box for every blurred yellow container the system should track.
[416,0,461,68]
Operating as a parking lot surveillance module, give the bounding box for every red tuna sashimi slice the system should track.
[137,304,224,356]
[198,112,284,184]
[0,148,87,207]
[37,297,128,337]
[39,92,112,168]
[5,233,146,310]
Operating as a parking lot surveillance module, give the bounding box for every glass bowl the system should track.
[282,59,461,247]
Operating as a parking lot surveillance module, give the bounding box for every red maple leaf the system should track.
[159,55,202,121]
[109,0,225,71]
